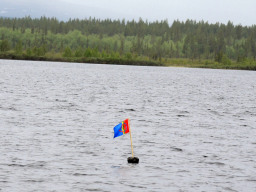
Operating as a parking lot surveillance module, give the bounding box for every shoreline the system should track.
[0,53,255,71]
[0,53,162,67]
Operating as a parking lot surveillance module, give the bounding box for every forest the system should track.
[0,16,256,70]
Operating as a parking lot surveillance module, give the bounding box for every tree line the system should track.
[0,16,256,64]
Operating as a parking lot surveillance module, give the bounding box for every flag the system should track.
[113,119,130,138]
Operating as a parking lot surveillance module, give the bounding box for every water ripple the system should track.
[0,60,256,191]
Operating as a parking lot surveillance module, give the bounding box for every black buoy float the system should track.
[127,156,139,164]
[127,119,139,164]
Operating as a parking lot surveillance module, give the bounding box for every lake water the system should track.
[0,59,255,192]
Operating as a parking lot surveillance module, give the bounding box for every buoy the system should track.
[113,119,139,164]
[127,157,139,164]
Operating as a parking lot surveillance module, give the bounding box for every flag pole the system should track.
[128,118,134,157]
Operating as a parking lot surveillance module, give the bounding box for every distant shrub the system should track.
[0,39,10,52]
[63,47,72,57]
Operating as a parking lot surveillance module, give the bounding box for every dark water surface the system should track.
[0,60,256,192]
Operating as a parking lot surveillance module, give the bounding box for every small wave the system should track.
[55,99,68,102]
[181,111,189,113]
[177,170,190,173]
[126,109,135,111]
[73,173,90,176]
[126,184,146,189]
[83,188,102,192]
[24,179,44,183]
[170,147,183,152]
[210,110,221,116]
[7,164,26,167]
[222,187,238,192]
[247,179,256,182]
[140,140,156,144]
[0,106,19,111]
[7,161,46,168]
[205,162,225,166]
[217,96,225,100]
[28,162,46,168]
[111,166,121,169]
[177,114,186,117]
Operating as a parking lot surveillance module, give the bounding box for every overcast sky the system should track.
[1,0,256,26]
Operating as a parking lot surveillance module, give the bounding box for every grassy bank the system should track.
[1,52,256,71]
[165,58,256,70]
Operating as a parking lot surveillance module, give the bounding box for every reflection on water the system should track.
[0,60,256,191]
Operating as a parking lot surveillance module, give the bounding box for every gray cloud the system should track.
[1,0,255,26]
